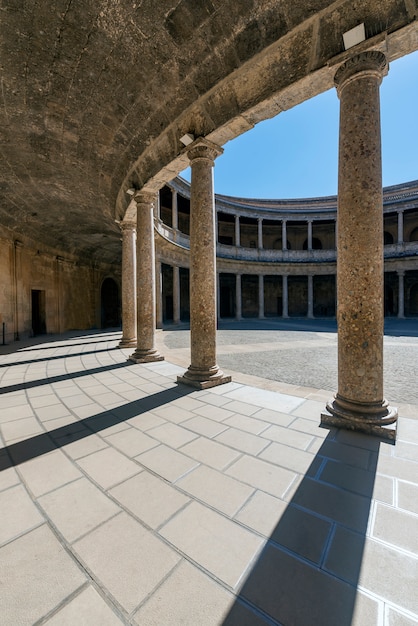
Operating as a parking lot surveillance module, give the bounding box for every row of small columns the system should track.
[158,268,407,322]
[169,191,408,249]
[119,50,397,439]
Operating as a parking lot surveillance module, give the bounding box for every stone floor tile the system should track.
[147,421,198,448]
[0,404,35,423]
[252,407,295,427]
[133,560,234,626]
[235,490,288,536]
[223,386,304,413]
[319,458,377,497]
[350,591,381,626]
[394,441,418,462]
[224,413,270,435]
[289,399,326,420]
[373,474,394,505]
[38,477,120,543]
[377,455,418,484]
[222,399,259,416]
[18,449,82,497]
[318,439,371,469]
[0,484,44,545]
[192,404,237,422]
[226,455,297,498]
[260,441,315,475]
[268,504,332,564]
[195,392,235,407]
[1,416,44,442]
[372,502,418,555]
[291,476,372,531]
[215,427,270,455]
[105,427,159,456]
[152,405,195,424]
[397,417,418,443]
[260,424,314,449]
[289,416,330,437]
[77,447,141,489]
[58,433,109,460]
[27,394,60,408]
[73,512,180,613]
[0,462,19,492]
[128,411,166,431]
[385,607,418,625]
[136,444,199,482]
[177,464,254,516]
[359,538,418,615]
[1,524,86,625]
[109,471,189,529]
[35,404,73,421]
[45,585,125,625]
[159,501,263,589]
[181,415,229,438]
[238,542,357,626]
[180,436,241,470]
[398,480,418,514]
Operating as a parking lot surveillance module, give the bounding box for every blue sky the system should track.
[182,50,418,199]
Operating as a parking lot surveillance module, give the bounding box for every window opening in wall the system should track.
[101,278,120,328]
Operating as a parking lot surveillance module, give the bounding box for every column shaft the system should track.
[172,189,178,231]
[129,193,164,363]
[397,211,404,244]
[177,139,231,388]
[282,275,288,318]
[282,221,287,251]
[236,274,242,320]
[307,220,313,251]
[398,271,405,319]
[322,51,397,440]
[235,215,240,247]
[258,218,263,249]
[307,275,314,319]
[119,221,137,348]
[258,275,265,319]
[173,265,181,324]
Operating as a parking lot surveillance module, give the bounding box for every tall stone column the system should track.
[282,275,289,318]
[258,274,265,319]
[119,220,137,348]
[398,270,405,319]
[129,192,164,363]
[172,189,178,231]
[173,265,181,324]
[307,220,313,251]
[177,139,231,388]
[236,274,242,320]
[321,51,397,440]
[307,274,314,319]
[155,261,163,329]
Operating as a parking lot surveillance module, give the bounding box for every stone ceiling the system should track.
[0,1,417,265]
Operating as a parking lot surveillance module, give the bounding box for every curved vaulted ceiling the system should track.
[0,1,417,264]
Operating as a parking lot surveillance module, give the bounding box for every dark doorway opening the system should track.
[101,278,120,328]
[31,290,46,336]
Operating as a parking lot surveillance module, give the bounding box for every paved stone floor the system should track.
[0,324,417,625]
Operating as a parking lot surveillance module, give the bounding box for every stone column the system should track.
[236,274,242,320]
[307,220,313,251]
[119,220,137,348]
[129,192,164,363]
[258,274,265,319]
[282,275,288,318]
[282,221,287,251]
[322,51,397,440]
[235,215,240,247]
[13,240,23,341]
[258,218,263,249]
[173,265,181,324]
[172,189,178,231]
[397,211,404,244]
[307,274,314,319]
[177,139,231,388]
[398,270,405,319]
[155,261,163,329]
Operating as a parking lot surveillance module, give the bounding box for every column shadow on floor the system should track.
[0,346,121,370]
[223,431,382,626]
[0,385,194,469]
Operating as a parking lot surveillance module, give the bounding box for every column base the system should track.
[119,338,137,348]
[321,394,398,442]
[129,348,164,363]
[177,364,232,390]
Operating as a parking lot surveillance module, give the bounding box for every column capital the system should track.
[119,219,136,232]
[334,50,387,94]
[187,138,223,164]
[133,190,155,207]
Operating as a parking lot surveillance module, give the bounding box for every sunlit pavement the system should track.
[1,326,417,625]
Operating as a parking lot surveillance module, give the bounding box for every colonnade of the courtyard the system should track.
[120,50,401,438]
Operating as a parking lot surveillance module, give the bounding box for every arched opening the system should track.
[101,278,120,328]
[384,231,394,245]
[303,237,323,250]
[409,226,418,242]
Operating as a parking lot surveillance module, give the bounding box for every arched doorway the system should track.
[101,278,120,328]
